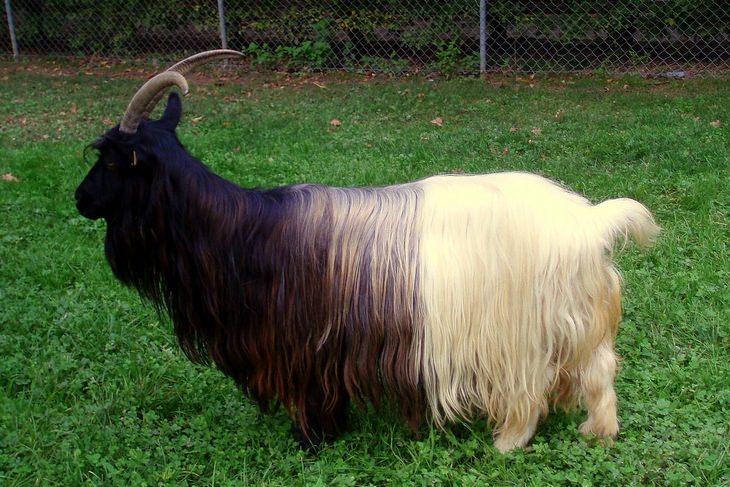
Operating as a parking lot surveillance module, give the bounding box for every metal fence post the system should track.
[4,0,18,58]
[479,0,487,74]
[218,0,228,50]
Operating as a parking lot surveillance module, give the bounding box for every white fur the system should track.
[415,172,658,452]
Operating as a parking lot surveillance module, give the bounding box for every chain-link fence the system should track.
[3,1,729,76]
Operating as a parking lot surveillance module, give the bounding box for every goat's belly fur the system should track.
[222,172,656,449]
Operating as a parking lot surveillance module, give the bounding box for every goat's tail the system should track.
[592,198,660,249]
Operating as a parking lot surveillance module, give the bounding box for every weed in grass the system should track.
[0,62,729,485]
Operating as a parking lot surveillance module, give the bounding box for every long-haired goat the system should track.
[75,50,659,452]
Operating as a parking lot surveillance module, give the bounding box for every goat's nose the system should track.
[74,188,88,209]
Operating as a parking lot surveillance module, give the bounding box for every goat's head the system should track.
[75,50,244,221]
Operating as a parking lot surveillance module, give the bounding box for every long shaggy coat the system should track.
[76,92,659,452]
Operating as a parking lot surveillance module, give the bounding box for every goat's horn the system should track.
[136,49,246,127]
[165,49,246,75]
[119,71,189,134]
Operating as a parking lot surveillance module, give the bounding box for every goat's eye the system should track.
[105,161,118,171]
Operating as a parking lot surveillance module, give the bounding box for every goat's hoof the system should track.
[579,418,619,441]
[493,432,532,453]
[296,429,323,454]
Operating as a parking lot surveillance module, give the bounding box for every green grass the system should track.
[1,60,729,486]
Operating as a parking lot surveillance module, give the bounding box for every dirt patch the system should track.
[0,56,402,91]
[3,56,724,98]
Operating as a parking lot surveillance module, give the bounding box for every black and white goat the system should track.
[75,50,659,452]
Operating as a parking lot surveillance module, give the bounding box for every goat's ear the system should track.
[160,92,183,130]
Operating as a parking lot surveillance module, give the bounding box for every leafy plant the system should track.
[431,41,463,76]
[275,40,334,71]
[244,42,277,68]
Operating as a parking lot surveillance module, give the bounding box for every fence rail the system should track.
[3,1,729,76]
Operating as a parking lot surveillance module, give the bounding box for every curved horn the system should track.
[139,49,246,122]
[119,71,189,134]
[165,49,246,75]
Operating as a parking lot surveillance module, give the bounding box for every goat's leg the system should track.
[579,340,619,439]
[296,387,350,451]
[492,400,543,453]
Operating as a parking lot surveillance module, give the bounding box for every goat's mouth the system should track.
[75,191,103,220]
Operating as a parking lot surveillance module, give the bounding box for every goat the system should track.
[75,50,659,452]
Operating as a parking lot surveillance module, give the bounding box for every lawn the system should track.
[1,59,728,486]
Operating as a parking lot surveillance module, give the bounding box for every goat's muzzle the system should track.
[75,186,103,220]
